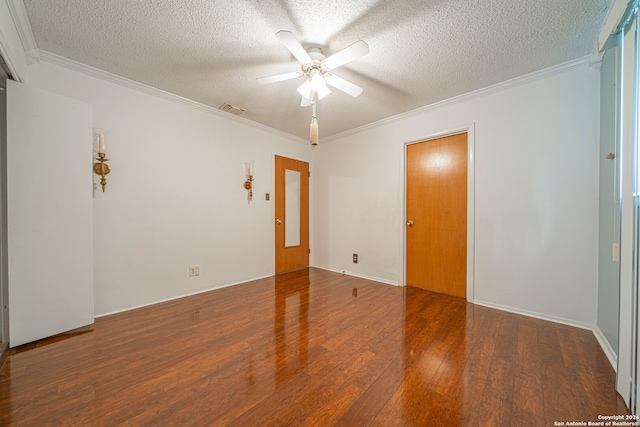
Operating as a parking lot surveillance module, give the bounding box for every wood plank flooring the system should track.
[0,268,629,426]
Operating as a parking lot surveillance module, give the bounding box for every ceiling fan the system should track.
[257,31,370,106]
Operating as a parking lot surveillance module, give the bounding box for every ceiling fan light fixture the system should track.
[297,80,313,98]
[315,84,331,100]
[310,72,326,91]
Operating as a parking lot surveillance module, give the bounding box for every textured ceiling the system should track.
[22,0,612,140]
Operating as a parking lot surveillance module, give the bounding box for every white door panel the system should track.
[7,80,93,347]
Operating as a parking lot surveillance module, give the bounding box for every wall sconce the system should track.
[93,130,111,192]
[244,160,254,203]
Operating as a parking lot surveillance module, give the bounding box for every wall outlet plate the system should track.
[353,254,358,263]
[189,265,200,276]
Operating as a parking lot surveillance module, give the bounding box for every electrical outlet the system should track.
[353,253,358,263]
[189,265,200,277]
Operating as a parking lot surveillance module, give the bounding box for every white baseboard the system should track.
[473,299,594,330]
[311,265,400,287]
[97,266,396,319]
[593,325,618,372]
[475,299,618,372]
[94,274,274,318]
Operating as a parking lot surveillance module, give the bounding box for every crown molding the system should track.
[37,50,307,145]
[5,0,38,59]
[37,47,597,147]
[323,55,598,143]
[587,53,603,70]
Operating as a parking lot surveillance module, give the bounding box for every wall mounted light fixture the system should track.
[244,160,254,203]
[93,130,111,192]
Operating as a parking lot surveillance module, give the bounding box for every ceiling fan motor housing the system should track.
[302,47,327,78]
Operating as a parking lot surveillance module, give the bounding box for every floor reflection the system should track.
[401,287,467,425]
[274,270,310,387]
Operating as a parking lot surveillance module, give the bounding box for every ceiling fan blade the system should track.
[322,40,369,70]
[276,30,312,64]
[256,71,302,85]
[325,74,363,97]
[300,97,312,107]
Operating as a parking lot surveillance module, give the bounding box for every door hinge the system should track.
[309,248,311,254]
[308,171,310,177]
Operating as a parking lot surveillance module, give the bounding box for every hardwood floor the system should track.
[0,268,629,426]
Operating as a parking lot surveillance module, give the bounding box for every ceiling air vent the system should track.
[219,103,246,116]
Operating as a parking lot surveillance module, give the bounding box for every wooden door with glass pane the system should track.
[275,156,309,273]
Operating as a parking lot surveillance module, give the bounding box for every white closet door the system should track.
[7,80,93,347]
[615,9,640,406]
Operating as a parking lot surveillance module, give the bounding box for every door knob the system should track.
[276,219,282,225]
[406,220,413,228]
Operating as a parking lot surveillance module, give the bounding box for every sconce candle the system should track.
[98,134,105,154]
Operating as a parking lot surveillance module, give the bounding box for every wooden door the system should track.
[406,133,467,298]
[275,156,309,273]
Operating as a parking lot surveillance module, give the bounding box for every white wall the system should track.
[27,58,312,316]
[314,60,601,327]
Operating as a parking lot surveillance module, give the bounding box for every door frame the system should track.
[401,123,476,302]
